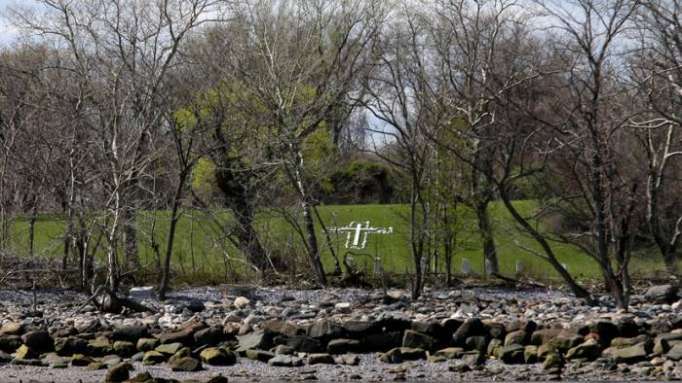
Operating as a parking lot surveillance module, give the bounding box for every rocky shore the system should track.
[0,284,680,382]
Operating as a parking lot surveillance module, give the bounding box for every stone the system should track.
[449,360,472,373]
[70,353,94,366]
[0,335,21,353]
[207,376,229,383]
[530,329,561,346]
[54,337,88,356]
[611,342,649,364]
[460,351,485,367]
[379,347,426,363]
[113,341,135,357]
[170,356,202,372]
[543,352,563,370]
[155,342,183,355]
[433,347,464,360]
[524,345,538,364]
[498,344,525,364]
[142,350,165,365]
[136,337,159,352]
[194,326,225,346]
[0,322,22,336]
[200,347,237,366]
[566,339,602,361]
[127,372,154,382]
[464,336,488,353]
[281,335,322,353]
[308,319,345,341]
[233,296,251,309]
[87,337,113,356]
[452,318,485,346]
[504,330,527,346]
[654,332,682,354]
[665,343,682,361]
[14,344,37,360]
[644,285,679,304]
[87,361,106,370]
[611,336,648,349]
[112,325,148,342]
[245,349,274,362]
[335,302,352,313]
[588,321,619,347]
[237,331,272,352]
[104,362,133,382]
[268,354,303,367]
[335,354,360,365]
[21,330,53,353]
[307,353,334,365]
[272,344,294,355]
[327,338,361,354]
[402,330,437,350]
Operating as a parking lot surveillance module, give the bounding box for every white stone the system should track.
[233,296,251,309]
[335,302,352,313]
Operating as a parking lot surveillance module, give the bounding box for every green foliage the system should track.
[192,158,218,200]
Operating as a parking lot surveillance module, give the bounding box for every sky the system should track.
[0,0,38,47]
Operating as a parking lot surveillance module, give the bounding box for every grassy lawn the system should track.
[5,201,671,284]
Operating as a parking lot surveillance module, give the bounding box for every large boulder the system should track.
[402,330,437,351]
[308,319,345,342]
[156,322,205,345]
[200,347,237,366]
[54,337,88,356]
[566,339,601,361]
[112,325,148,342]
[452,318,486,346]
[644,284,679,304]
[193,326,227,347]
[378,347,426,363]
[237,331,273,352]
[665,343,682,361]
[104,362,133,382]
[610,342,650,363]
[327,339,361,354]
[21,330,53,353]
[498,344,525,364]
[170,356,202,372]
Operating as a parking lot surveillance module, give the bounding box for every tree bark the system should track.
[475,200,498,276]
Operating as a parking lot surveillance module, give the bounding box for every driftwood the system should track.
[77,285,156,314]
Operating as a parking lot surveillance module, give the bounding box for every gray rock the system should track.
[666,343,682,361]
[104,362,133,382]
[402,330,437,350]
[327,338,361,354]
[499,344,525,364]
[268,354,303,367]
[644,285,679,304]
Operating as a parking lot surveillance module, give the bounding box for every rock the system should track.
[308,319,345,341]
[200,347,237,366]
[402,330,437,350]
[101,355,122,367]
[87,361,106,370]
[170,356,202,372]
[268,354,303,367]
[644,285,679,304]
[307,353,334,365]
[156,323,202,345]
[610,342,650,363]
[194,326,226,346]
[654,332,682,354]
[104,362,133,382]
[335,354,359,365]
[87,337,113,356]
[70,353,94,366]
[433,347,464,360]
[142,351,165,365]
[543,352,563,370]
[611,336,648,349]
[487,338,502,356]
[449,360,472,373]
[588,321,619,347]
[566,339,602,361]
[0,335,21,353]
[460,351,485,367]
[206,376,229,383]
[0,322,22,336]
[504,330,527,346]
[379,347,426,363]
[14,344,38,360]
[155,342,183,355]
[327,338,361,354]
[498,344,525,364]
[113,341,135,357]
[524,345,538,364]
[335,302,352,313]
[245,349,274,362]
[280,335,323,353]
[464,336,488,353]
[530,329,561,346]
[233,296,251,309]
[21,330,53,353]
[127,372,154,382]
[136,337,159,352]
[452,318,485,346]
[665,343,682,361]
[237,331,272,352]
[54,337,88,356]
[272,344,294,355]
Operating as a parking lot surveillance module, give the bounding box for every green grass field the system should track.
[5,201,671,285]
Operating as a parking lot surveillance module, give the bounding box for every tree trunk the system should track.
[475,200,498,275]
[292,147,326,286]
[122,207,138,270]
[158,170,187,301]
[28,201,38,259]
